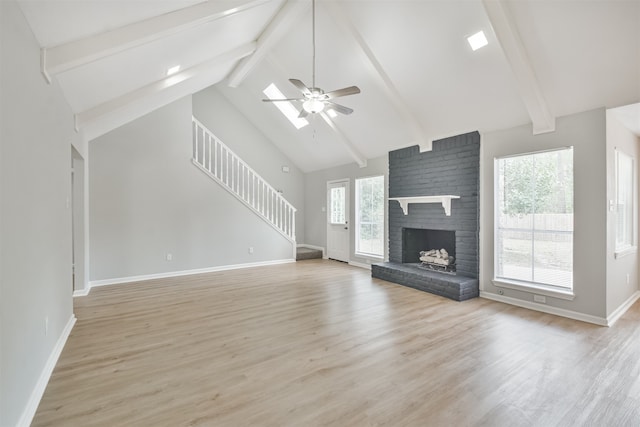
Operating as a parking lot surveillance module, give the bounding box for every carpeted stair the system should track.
[296,247,323,261]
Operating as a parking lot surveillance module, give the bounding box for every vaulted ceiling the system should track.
[18,0,640,172]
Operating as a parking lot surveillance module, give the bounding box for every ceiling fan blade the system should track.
[262,98,304,102]
[326,101,354,115]
[298,108,309,119]
[289,79,312,96]
[323,86,361,100]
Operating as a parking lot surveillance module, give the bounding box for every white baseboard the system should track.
[296,244,326,258]
[89,259,295,288]
[606,290,640,326]
[72,288,90,297]
[480,291,608,326]
[348,260,372,270]
[17,314,76,427]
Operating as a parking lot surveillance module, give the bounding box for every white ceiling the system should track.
[17,0,640,172]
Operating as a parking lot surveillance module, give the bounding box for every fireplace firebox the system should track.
[402,228,455,264]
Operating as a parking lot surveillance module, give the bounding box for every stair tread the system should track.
[296,247,323,261]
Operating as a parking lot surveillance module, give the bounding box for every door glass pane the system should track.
[330,186,346,224]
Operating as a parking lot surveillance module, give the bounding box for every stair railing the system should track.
[192,116,296,242]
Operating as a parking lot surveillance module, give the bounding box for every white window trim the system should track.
[614,148,637,257]
[355,175,385,258]
[493,147,574,292]
[614,245,637,259]
[493,278,575,300]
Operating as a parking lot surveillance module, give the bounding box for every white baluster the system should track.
[264,183,268,217]
[234,158,238,193]
[243,165,247,201]
[207,135,212,172]
[195,124,199,163]
[213,139,218,178]
[225,150,231,187]
[192,121,196,159]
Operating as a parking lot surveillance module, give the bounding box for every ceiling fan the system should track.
[262,0,360,118]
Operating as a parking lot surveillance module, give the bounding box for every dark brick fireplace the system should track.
[372,132,480,301]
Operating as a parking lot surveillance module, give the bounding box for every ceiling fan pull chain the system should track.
[311,0,316,90]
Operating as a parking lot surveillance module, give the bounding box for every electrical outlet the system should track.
[166,253,173,261]
[534,295,546,304]
[249,247,254,254]
[627,274,630,285]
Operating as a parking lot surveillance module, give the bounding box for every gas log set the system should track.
[419,249,456,273]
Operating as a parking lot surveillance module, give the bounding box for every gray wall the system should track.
[304,156,389,264]
[90,96,294,282]
[606,111,640,316]
[480,108,607,318]
[1,1,78,425]
[193,86,306,243]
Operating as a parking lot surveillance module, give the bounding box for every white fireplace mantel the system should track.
[389,195,460,216]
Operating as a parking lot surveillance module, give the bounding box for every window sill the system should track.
[355,253,384,260]
[492,278,575,301]
[614,246,637,259]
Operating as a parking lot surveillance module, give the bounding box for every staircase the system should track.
[191,116,296,243]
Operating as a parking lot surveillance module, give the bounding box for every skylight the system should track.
[263,83,309,129]
[467,31,488,51]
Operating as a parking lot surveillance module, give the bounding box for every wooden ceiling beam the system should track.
[324,1,432,150]
[76,43,256,141]
[227,0,308,88]
[482,0,555,134]
[41,0,269,83]
[319,112,367,168]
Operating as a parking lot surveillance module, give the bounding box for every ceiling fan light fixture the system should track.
[303,98,325,114]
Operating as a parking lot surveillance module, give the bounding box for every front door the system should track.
[327,179,350,262]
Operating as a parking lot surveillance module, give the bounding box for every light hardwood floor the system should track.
[33,260,640,426]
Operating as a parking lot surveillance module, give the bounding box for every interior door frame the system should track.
[326,178,350,262]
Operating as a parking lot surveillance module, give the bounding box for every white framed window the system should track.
[355,175,384,257]
[494,147,574,293]
[329,186,346,225]
[615,149,636,257]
